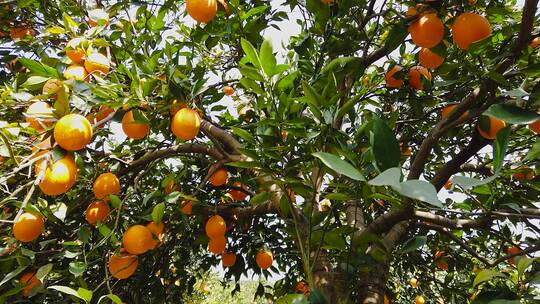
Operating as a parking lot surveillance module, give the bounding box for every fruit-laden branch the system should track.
[491,243,540,267]
[117,143,225,177]
[459,163,493,176]
[417,222,493,266]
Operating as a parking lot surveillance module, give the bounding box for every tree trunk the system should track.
[312,250,348,303]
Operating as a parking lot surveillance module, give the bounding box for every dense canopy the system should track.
[0,0,539,303]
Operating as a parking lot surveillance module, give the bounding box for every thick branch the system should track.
[431,133,490,190]
[414,210,490,230]
[511,0,539,56]
[200,120,242,154]
[118,143,224,177]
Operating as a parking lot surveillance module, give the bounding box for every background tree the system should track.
[0,0,539,303]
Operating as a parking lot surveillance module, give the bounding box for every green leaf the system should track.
[395,180,443,208]
[401,236,427,253]
[51,202,67,222]
[241,6,269,20]
[240,38,260,68]
[239,65,264,82]
[313,152,365,181]
[372,118,400,171]
[368,167,402,188]
[277,71,299,90]
[279,193,291,217]
[484,104,540,124]
[231,127,255,143]
[18,58,60,78]
[323,232,347,250]
[485,71,509,86]
[109,195,121,209]
[36,264,53,282]
[493,126,510,173]
[276,294,308,304]
[77,288,92,302]
[49,285,89,302]
[250,192,271,205]
[525,138,540,161]
[301,81,322,107]
[517,257,535,278]
[259,39,276,77]
[69,261,86,277]
[151,202,165,224]
[0,266,27,288]
[473,269,505,287]
[384,23,408,53]
[453,175,498,190]
[98,294,123,304]
[22,76,50,90]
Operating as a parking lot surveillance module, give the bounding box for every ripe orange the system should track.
[186,0,217,23]
[13,212,44,242]
[85,200,110,226]
[408,66,432,90]
[208,236,227,254]
[10,27,34,40]
[415,295,425,304]
[209,168,228,186]
[93,172,121,199]
[451,13,491,50]
[406,7,417,17]
[84,53,110,76]
[88,8,109,27]
[205,215,226,238]
[146,221,165,250]
[171,108,201,140]
[385,65,404,88]
[418,48,444,69]
[164,180,176,194]
[256,250,273,270]
[54,114,93,151]
[443,179,453,190]
[123,225,154,255]
[42,79,63,96]
[507,245,521,266]
[63,64,88,81]
[513,166,534,181]
[436,260,449,270]
[295,280,309,296]
[87,106,114,127]
[108,253,138,279]
[410,277,418,288]
[66,38,86,63]
[25,101,53,131]
[228,181,247,201]
[223,86,235,96]
[528,119,540,134]
[180,200,193,215]
[221,251,236,267]
[531,37,540,49]
[20,272,41,297]
[400,143,412,157]
[121,110,150,139]
[477,116,506,140]
[384,294,390,304]
[37,154,78,196]
[441,104,468,121]
[408,13,445,48]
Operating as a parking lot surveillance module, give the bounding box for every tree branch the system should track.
[118,143,225,177]
[200,120,242,154]
[417,222,492,266]
[414,210,490,230]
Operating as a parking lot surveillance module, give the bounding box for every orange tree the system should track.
[0,0,539,303]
